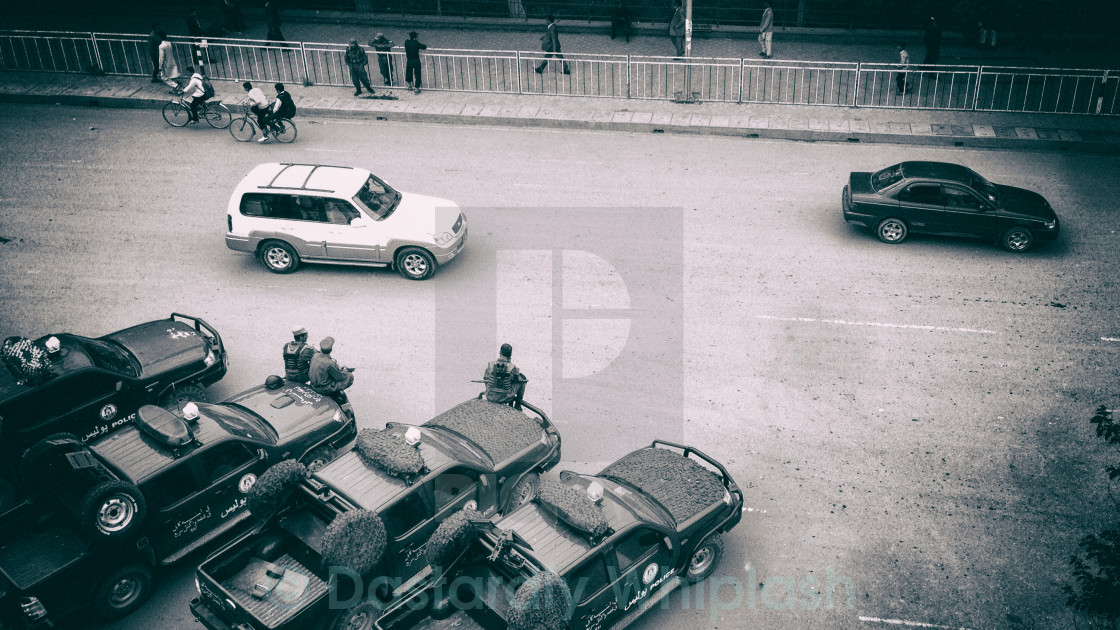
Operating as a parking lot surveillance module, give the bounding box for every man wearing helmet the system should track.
[283,326,315,383]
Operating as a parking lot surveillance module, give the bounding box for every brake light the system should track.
[20,597,48,621]
[227,215,233,232]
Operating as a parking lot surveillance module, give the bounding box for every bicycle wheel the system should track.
[204,102,232,129]
[273,119,297,143]
[229,116,257,142]
[162,102,190,127]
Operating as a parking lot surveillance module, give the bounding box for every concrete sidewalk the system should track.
[2,70,1119,153]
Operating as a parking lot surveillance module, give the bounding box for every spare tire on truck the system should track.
[81,480,147,540]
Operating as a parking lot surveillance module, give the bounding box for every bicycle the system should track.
[162,93,231,129]
[228,102,297,143]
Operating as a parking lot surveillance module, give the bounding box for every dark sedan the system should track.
[842,161,1060,252]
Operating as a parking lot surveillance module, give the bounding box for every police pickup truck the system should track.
[190,398,562,630]
[374,441,743,630]
[0,378,355,629]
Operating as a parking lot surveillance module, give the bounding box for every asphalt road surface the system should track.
[1,103,1119,630]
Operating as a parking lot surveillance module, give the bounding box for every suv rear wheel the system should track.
[395,247,435,281]
[260,240,300,273]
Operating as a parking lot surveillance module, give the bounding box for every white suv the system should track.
[225,163,467,280]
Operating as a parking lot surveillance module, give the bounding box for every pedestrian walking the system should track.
[669,0,686,57]
[610,0,631,43]
[896,42,911,94]
[265,1,285,42]
[187,9,204,37]
[758,0,774,58]
[405,31,427,93]
[157,32,181,92]
[344,38,375,97]
[534,15,570,74]
[369,33,395,86]
[220,0,247,33]
[147,24,162,83]
[977,13,997,49]
[923,16,942,64]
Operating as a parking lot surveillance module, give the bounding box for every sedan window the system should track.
[898,184,942,205]
[871,165,903,191]
[943,186,985,210]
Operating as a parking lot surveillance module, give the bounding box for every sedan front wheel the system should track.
[1000,226,1034,252]
[876,217,909,244]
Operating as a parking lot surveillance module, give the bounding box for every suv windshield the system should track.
[207,403,279,444]
[871,165,904,192]
[353,176,401,220]
[77,337,138,376]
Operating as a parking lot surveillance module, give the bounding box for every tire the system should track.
[876,217,908,244]
[159,383,208,414]
[81,480,147,540]
[162,101,191,127]
[93,563,153,620]
[1000,226,1034,252]
[509,472,539,510]
[20,432,82,482]
[684,534,724,584]
[260,240,300,274]
[305,445,337,472]
[395,247,436,281]
[273,118,297,143]
[229,116,257,142]
[204,102,232,129]
[329,599,382,630]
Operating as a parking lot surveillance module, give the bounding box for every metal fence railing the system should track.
[1,30,1117,116]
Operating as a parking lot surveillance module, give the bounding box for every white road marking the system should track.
[1103,337,1120,342]
[859,615,973,630]
[758,315,998,335]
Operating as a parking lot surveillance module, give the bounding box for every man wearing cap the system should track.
[282,327,315,383]
[404,31,427,94]
[370,33,395,86]
[483,343,528,408]
[309,336,355,398]
[344,38,375,97]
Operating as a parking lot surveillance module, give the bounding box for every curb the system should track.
[2,91,1112,154]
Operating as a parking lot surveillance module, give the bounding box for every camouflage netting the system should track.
[321,508,387,576]
[247,459,308,518]
[507,570,572,630]
[600,447,726,524]
[536,479,611,539]
[425,507,483,569]
[2,336,56,387]
[355,428,425,478]
[425,398,541,463]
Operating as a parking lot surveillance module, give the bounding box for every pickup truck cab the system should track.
[374,441,743,630]
[190,398,562,630]
[0,379,355,629]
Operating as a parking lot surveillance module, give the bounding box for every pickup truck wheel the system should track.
[159,384,208,415]
[330,600,382,630]
[395,247,435,281]
[20,432,82,482]
[82,480,147,540]
[305,445,338,472]
[510,473,539,509]
[684,534,724,584]
[94,563,153,620]
[260,240,300,274]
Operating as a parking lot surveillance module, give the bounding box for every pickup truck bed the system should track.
[0,525,87,590]
[221,553,328,627]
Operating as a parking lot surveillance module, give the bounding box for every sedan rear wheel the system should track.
[1000,226,1034,252]
[876,217,908,244]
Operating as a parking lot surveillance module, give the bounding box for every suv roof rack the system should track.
[262,164,357,193]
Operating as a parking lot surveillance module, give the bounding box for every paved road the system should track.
[1,104,1119,630]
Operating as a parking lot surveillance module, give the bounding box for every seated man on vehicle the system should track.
[309,336,354,401]
[242,80,270,130]
[258,82,296,142]
[484,343,528,408]
[181,66,210,123]
[282,326,315,383]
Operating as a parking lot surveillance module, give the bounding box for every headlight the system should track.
[433,231,455,246]
[204,347,217,366]
[1044,220,1057,229]
[195,575,202,594]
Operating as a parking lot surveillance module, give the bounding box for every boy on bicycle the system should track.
[242,81,270,130]
[181,66,210,123]
[259,83,296,143]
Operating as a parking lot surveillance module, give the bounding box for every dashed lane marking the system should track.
[859,615,973,630]
[1103,337,1120,342]
[758,315,998,335]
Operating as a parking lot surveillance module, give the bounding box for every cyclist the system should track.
[259,82,296,143]
[242,81,269,130]
[181,66,209,123]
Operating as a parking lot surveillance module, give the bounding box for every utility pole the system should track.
[683,0,694,101]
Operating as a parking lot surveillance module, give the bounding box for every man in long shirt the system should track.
[309,336,354,397]
[370,33,395,86]
[669,1,685,57]
[243,81,269,129]
[405,31,427,93]
[758,1,774,58]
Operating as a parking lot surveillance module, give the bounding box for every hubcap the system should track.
[689,546,714,576]
[266,247,291,269]
[881,222,904,241]
[403,253,429,277]
[346,609,373,630]
[1007,231,1029,250]
[98,496,135,533]
[109,576,140,608]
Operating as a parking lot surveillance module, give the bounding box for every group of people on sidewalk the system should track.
[345,31,427,96]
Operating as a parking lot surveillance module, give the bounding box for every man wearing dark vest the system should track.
[282,326,315,383]
[309,336,354,398]
[484,343,528,408]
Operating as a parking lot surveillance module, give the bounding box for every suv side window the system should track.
[64,371,120,404]
[614,528,665,572]
[433,469,479,510]
[383,490,431,539]
[294,196,328,223]
[569,556,611,602]
[197,442,257,484]
[324,199,360,225]
[898,183,942,205]
[147,462,199,511]
[240,193,274,218]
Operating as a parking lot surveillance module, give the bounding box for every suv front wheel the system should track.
[260,240,300,274]
[395,247,436,281]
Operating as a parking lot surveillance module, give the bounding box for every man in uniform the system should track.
[483,343,528,408]
[309,336,354,398]
[282,326,315,383]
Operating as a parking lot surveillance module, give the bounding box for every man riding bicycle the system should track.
[258,82,296,143]
[181,66,210,123]
[242,81,269,130]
